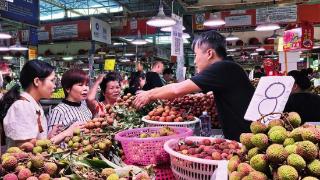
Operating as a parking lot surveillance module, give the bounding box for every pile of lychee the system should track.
[139,127,176,138]
[64,129,112,155]
[146,105,194,122]
[229,112,320,180]
[83,117,113,134]
[173,138,241,160]
[1,139,65,180]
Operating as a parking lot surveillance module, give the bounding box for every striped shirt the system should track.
[48,99,92,131]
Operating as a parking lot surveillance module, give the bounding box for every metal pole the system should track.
[89,41,95,87]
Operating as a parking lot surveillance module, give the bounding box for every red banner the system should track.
[283,23,314,51]
[301,22,314,49]
[112,18,157,36]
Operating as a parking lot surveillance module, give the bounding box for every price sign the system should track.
[104,59,116,71]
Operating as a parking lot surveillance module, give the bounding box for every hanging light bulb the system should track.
[160,25,186,32]
[146,0,176,27]
[255,16,280,31]
[226,32,239,41]
[203,14,225,27]
[131,30,148,45]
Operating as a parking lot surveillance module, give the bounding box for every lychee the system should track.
[3,173,18,180]
[44,162,57,175]
[6,147,22,153]
[31,155,44,168]
[26,177,38,180]
[38,174,50,180]
[2,156,18,171]
[20,142,34,152]
[18,168,32,180]
[101,168,116,177]
[33,146,43,154]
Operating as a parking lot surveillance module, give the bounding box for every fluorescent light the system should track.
[146,2,176,27]
[203,14,225,27]
[131,39,148,45]
[227,48,237,52]
[300,58,304,61]
[313,46,320,49]
[161,26,185,32]
[226,36,239,41]
[256,47,266,52]
[3,56,13,60]
[0,33,12,39]
[113,42,126,46]
[0,47,9,51]
[250,52,259,56]
[183,33,190,39]
[124,53,135,56]
[9,44,28,51]
[255,16,280,31]
[119,58,130,62]
[62,56,73,61]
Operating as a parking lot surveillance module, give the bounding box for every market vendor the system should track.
[284,70,320,124]
[134,30,254,141]
[0,60,60,147]
[87,72,122,117]
[48,69,92,144]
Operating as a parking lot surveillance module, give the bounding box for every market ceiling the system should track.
[40,0,306,21]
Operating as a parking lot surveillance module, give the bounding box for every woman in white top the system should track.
[49,69,92,144]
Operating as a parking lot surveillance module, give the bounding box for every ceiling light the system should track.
[3,56,13,60]
[313,46,320,49]
[124,53,135,56]
[250,52,259,56]
[160,26,185,32]
[203,14,225,27]
[146,0,176,27]
[119,57,130,62]
[131,30,148,45]
[0,46,9,51]
[0,33,11,39]
[255,16,280,31]
[256,47,266,52]
[227,48,237,52]
[9,41,28,51]
[183,33,190,39]
[113,42,126,46]
[226,32,239,41]
[62,56,73,61]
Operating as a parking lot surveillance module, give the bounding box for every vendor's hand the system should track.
[96,74,105,84]
[134,90,151,109]
[63,122,86,137]
[48,124,63,139]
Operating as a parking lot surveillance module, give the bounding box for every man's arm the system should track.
[134,79,201,108]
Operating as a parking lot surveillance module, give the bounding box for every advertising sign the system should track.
[225,15,251,27]
[256,5,297,24]
[283,28,302,51]
[0,0,39,27]
[91,17,111,44]
[51,24,78,40]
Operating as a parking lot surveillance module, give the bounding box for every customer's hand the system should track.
[48,124,63,139]
[134,90,151,109]
[96,74,105,84]
[64,122,86,137]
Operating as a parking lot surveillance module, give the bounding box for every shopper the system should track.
[124,71,146,95]
[48,69,92,144]
[134,30,254,141]
[4,76,16,90]
[0,60,60,147]
[253,66,265,79]
[163,68,174,84]
[284,70,320,124]
[143,61,164,90]
[87,72,121,117]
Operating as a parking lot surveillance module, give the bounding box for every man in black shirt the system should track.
[134,30,254,141]
[284,70,320,124]
[143,61,164,90]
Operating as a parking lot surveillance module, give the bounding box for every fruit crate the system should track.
[154,164,176,180]
[142,116,200,130]
[115,127,193,166]
[164,136,231,180]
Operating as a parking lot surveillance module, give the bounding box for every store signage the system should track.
[194,13,205,30]
[0,0,39,27]
[51,24,78,40]
[28,46,37,60]
[225,15,251,27]
[90,17,111,44]
[245,76,294,124]
[104,59,115,71]
[171,15,183,57]
[283,24,314,51]
[130,18,137,30]
[256,5,297,24]
[37,31,49,41]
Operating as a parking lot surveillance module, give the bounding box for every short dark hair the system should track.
[4,76,12,83]
[288,70,311,91]
[99,72,121,101]
[192,30,227,59]
[61,69,89,96]
[152,61,163,68]
[163,68,173,75]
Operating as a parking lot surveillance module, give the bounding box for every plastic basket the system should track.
[154,165,176,180]
[142,116,200,130]
[115,127,193,166]
[164,136,231,180]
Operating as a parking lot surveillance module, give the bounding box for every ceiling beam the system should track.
[41,0,86,16]
[113,0,132,13]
